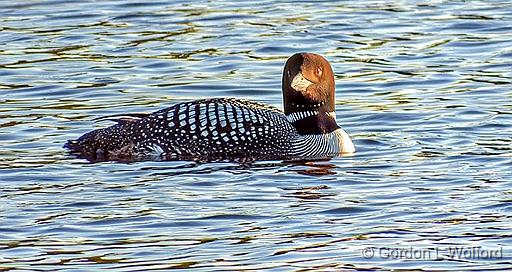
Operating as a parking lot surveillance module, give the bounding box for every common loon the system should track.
[65,53,355,162]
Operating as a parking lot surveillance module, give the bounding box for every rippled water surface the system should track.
[1,0,512,270]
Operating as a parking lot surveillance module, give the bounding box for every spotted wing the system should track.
[130,98,296,160]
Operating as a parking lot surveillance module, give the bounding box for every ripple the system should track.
[320,206,377,215]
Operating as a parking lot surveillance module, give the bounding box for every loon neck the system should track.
[286,109,339,135]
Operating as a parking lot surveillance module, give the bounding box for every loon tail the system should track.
[64,124,135,162]
[92,113,149,125]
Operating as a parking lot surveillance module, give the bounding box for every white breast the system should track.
[290,128,355,158]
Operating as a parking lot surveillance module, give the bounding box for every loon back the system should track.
[65,53,355,162]
[67,98,297,162]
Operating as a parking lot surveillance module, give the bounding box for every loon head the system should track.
[282,53,338,134]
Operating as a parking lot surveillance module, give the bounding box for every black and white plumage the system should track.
[65,53,355,162]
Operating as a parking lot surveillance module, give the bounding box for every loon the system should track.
[65,53,355,162]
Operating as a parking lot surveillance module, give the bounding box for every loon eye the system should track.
[315,67,322,76]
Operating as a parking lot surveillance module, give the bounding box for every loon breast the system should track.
[65,52,355,162]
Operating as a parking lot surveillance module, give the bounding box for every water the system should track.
[1,0,512,270]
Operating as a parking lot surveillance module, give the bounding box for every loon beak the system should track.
[291,71,313,92]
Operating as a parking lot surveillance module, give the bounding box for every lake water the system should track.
[1,0,512,270]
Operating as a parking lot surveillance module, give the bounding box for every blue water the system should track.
[1,0,511,270]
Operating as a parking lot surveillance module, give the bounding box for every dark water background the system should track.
[1,0,511,270]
